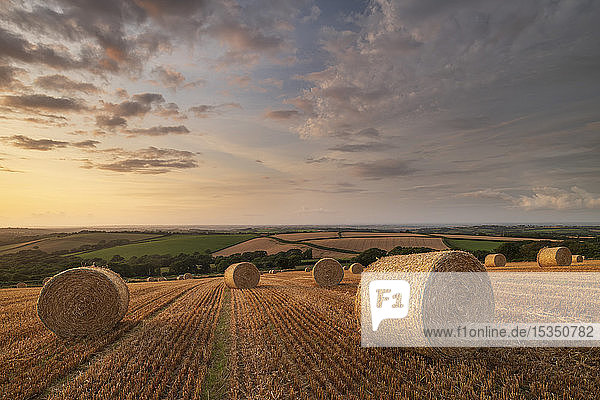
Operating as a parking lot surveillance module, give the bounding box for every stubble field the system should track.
[3,264,600,399]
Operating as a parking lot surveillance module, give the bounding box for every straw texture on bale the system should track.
[183,273,193,280]
[224,262,260,289]
[484,253,506,268]
[16,282,27,288]
[349,263,364,274]
[312,258,344,287]
[37,267,130,338]
[355,251,493,358]
[537,247,572,267]
[572,255,584,263]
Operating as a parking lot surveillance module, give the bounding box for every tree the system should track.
[354,248,387,266]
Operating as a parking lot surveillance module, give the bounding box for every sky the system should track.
[0,0,599,227]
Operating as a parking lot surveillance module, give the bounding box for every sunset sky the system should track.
[1,0,599,226]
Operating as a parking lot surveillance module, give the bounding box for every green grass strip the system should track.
[201,287,231,399]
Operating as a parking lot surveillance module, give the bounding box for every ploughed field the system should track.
[3,267,600,400]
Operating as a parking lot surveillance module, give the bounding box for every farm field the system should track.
[74,234,256,259]
[443,238,506,252]
[3,266,600,399]
[0,232,163,254]
[436,234,559,242]
[487,259,600,272]
[305,236,449,252]
[212,237,353,259]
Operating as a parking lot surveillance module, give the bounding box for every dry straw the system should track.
[572,255,584,263]
[37,267,130,338]
[183,273,193,280]
[537,247,572,267]
[312,258,344,287]
[224,262,260,289]
[16,282,27,288]
[355,251,493,358]
[349,263,364,274]
[484,253,506,268]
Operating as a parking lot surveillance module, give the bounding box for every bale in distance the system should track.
[484,253,506,268]
[183,273,193,280]
[177,275,184,280]
[343,265,350,271]
[355,251,493,358]
[37,267,130,338]
[224,262,260,289]
[572,255,584,263]
[146,276,156,282]
[312,258,344,287]
[16,282,27,288]
[304,267,312,272]
[537,247,572,267]
[349,263,364,274]
[269,270,275,274]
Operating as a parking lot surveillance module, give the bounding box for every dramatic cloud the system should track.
[188,103,241,117]
[71,140,101,148]
[125,125,190,136]
[101,92,164,118]
[2,94,88,112]
[264,109,300,120]
[34,75,100,94]
[2,135,69,151]
[86,146,199,174]
[0,64,25,90]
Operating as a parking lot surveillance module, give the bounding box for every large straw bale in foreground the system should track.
[355,251,493,358]
[484,253,506,268]
[312,258,343,287]
[537,247,571,267]
[37,267,130,338]
[224,262,260,289]
[349,263,364,274]
[572,255,584,263]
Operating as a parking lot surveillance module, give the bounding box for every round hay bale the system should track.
[312,258,343,287]
[224,262,260,289]
[269,269,275,274]
[146,276,156,282]
[158,276,167,281]
[37,267,129,338]
[484,253,506,268]
[572,255,584,263]
[177,275,184,280]
[42,277,51,285]
[349,263,364,274]
[343,265,350,270]
[183,273,193,280]
[537,247,572,267]
[355,251,493,358]
[304,266,312,272]
[16,282,27,288]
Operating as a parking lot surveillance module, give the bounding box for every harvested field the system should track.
[306,237,449,252]
[341,231,429,237]
[273,232,340,241]
[3,267,600,399]
[212,237,352,259]
[486,259,600,272]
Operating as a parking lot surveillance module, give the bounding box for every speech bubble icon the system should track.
[369,280,410,331]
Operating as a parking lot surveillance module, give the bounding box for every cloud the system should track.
[86,146,199,174]
[2,135,69,151]
[328,142,389,152]
[96,115,127,128]
[350,159,415,179]
[101,92,164,117]
[125,125,190,136]
[1,94,88,112]
[72,140,101,148]
[34,74,100,94]
[301,5,321,23]
[0,64,26,90]
[460,187,600,210]
[263,109,300,120]
[188,103,241,117]
[151,65,185,89]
